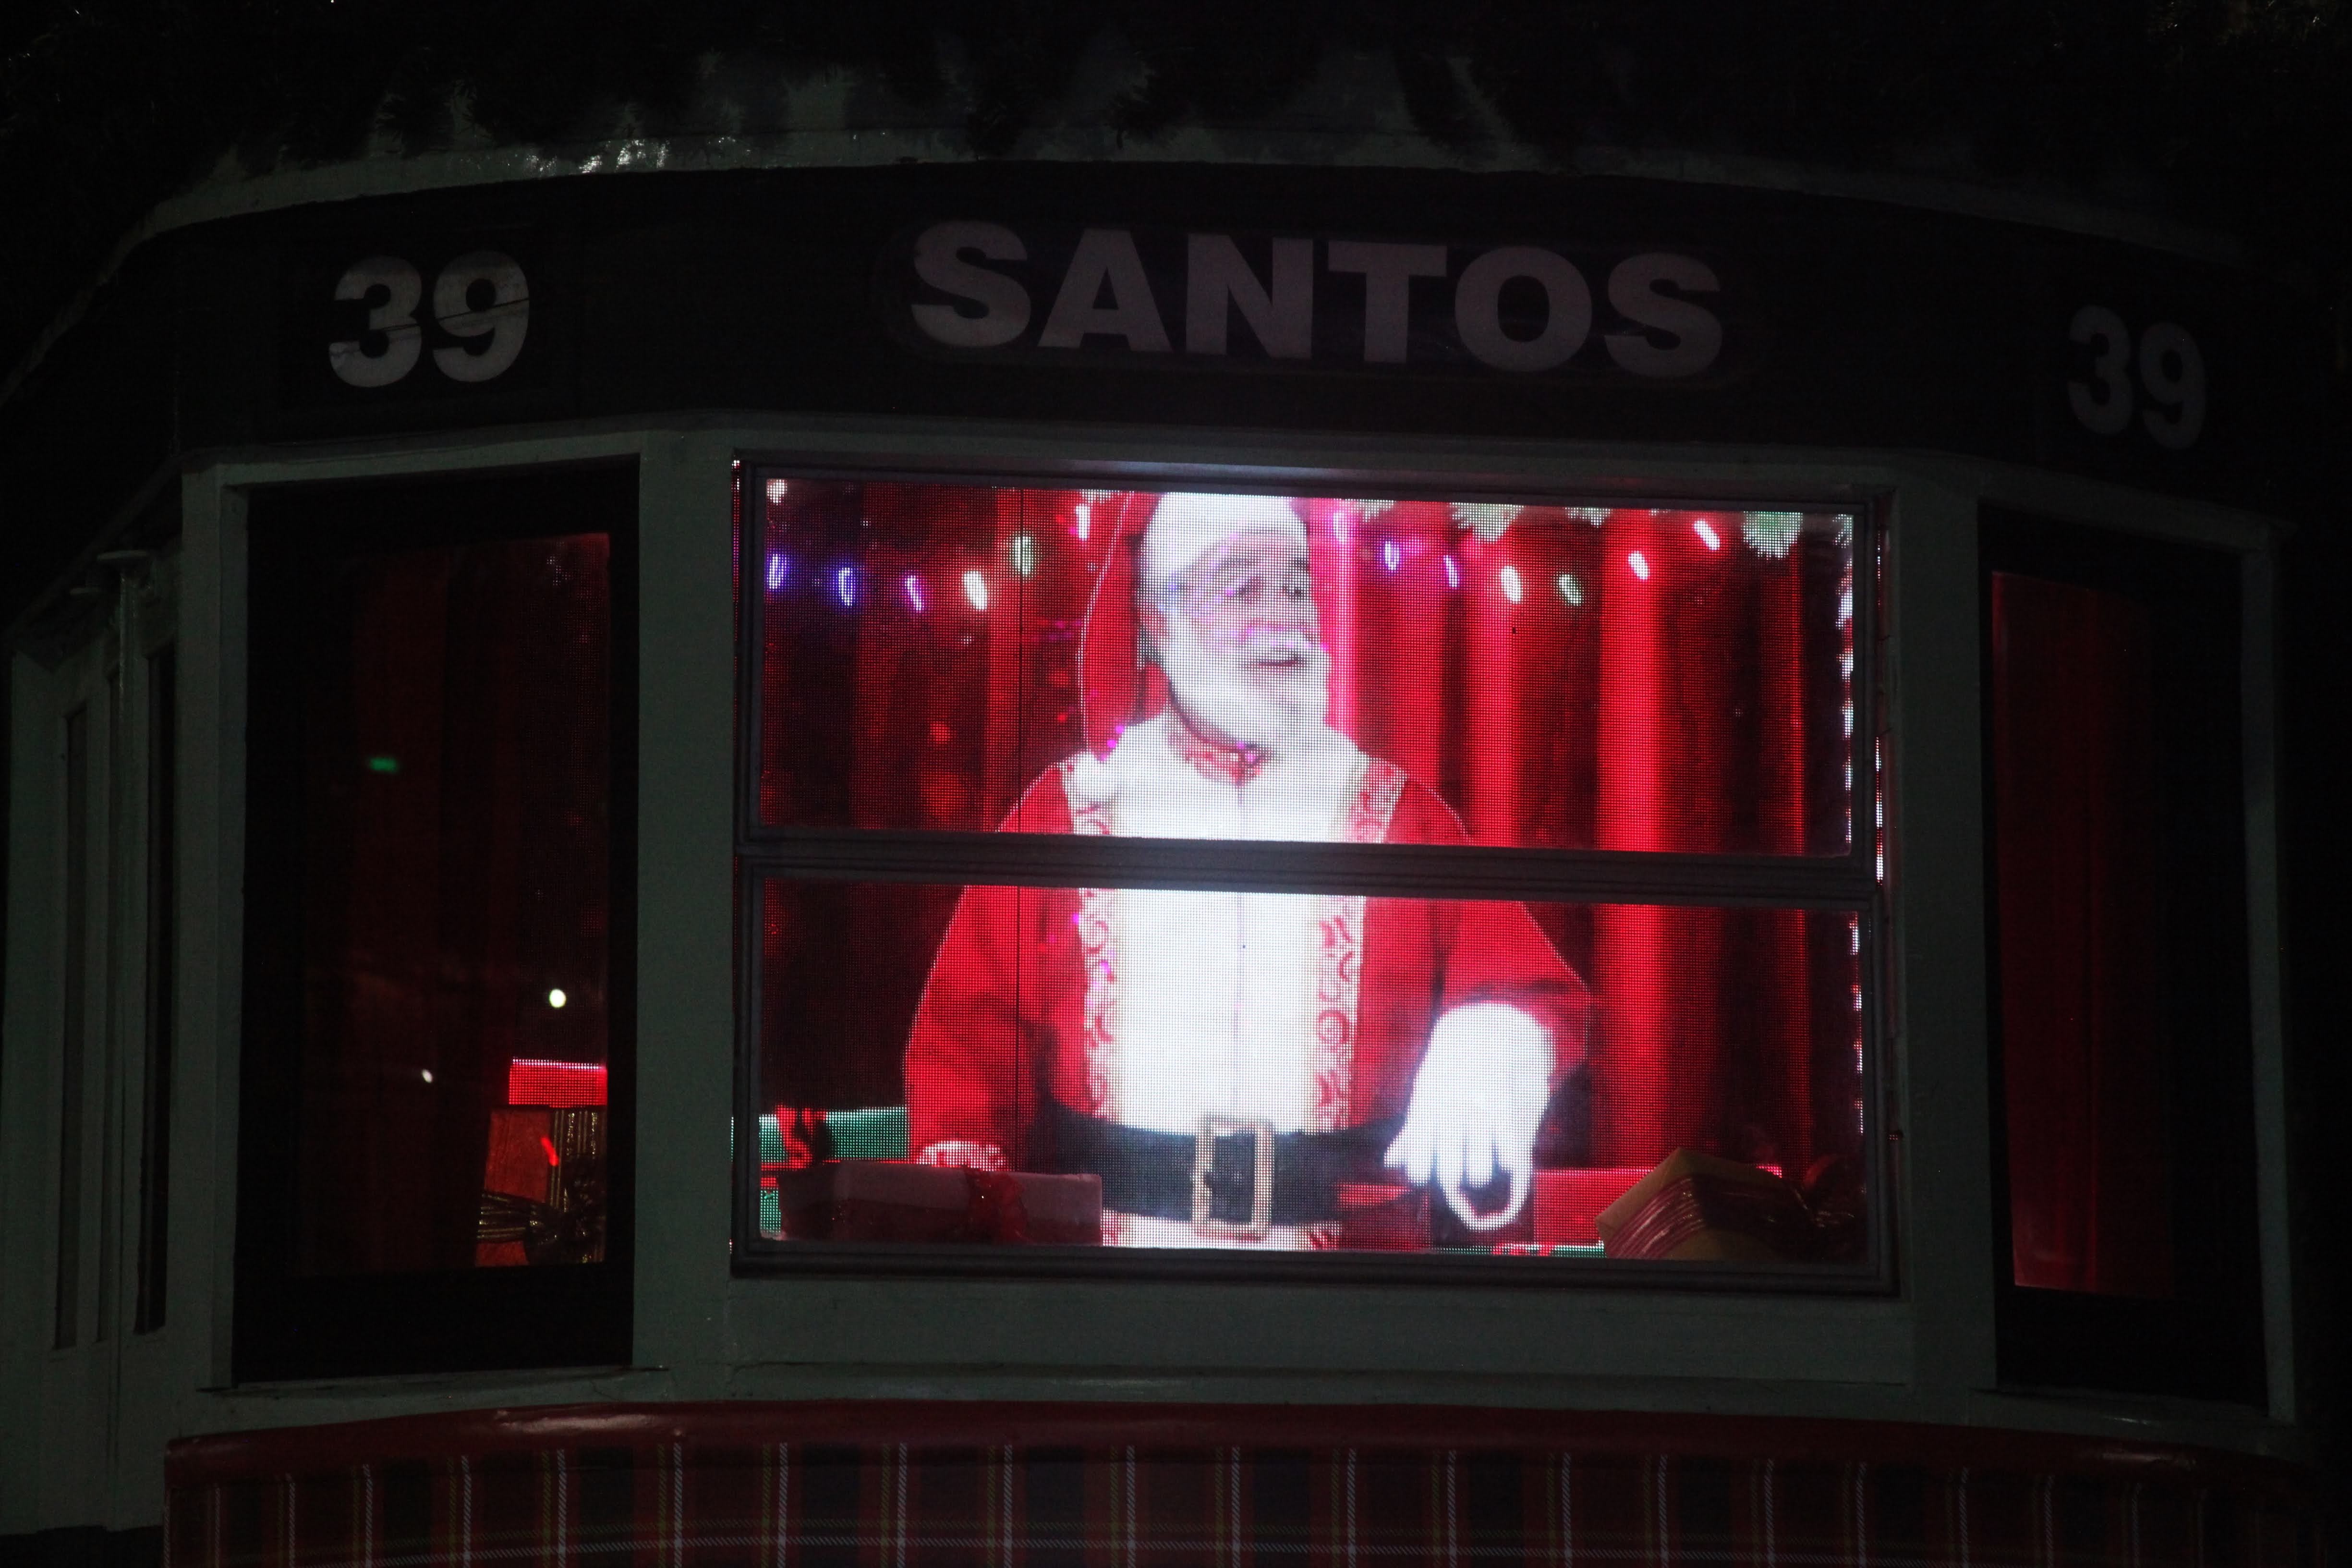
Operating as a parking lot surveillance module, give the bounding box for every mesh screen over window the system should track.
[753,483,1854,855]
[742,477,1876,1268]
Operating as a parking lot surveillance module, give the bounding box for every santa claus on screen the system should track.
[904,491,1589,1248]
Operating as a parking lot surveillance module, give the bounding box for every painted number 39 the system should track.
[328,252,529,388]
[2068,305,2203,450]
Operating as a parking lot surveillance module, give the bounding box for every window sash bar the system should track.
[738,831,1874,909]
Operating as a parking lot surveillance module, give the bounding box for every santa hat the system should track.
[1078,491,1309,757]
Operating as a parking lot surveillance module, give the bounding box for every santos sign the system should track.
[886,222,1737,382]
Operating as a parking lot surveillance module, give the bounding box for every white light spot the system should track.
[1382,541,1402,573]
[1498,564,1524,603]
[1073,503,1091,542]
[834,567,857,608]
[420,1069,434,1083]
[1443,556,1460,590]
[1741,511,1804,559]
[963,570,990,612]
[1450,502,1522,541]
[764,478,788,505]
[1842,703,1854,736]
[1693,520,1722,551]
[547,988,567,1009]
[1628,551,1651,581]
[1555,571,1586,607]
[1008,534,1038,578]
[764,553,788,593]
[903,574,927,614]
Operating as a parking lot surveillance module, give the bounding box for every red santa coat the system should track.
[904,710,1589,1240]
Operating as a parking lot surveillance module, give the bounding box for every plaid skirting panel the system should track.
[165,1404,2326,1568]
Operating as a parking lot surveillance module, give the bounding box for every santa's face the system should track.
[1151,528,1331,755]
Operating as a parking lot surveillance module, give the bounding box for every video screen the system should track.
[753,880,1867,1263]
[750,482,1855,857]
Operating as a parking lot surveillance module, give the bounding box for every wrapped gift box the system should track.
[1531,1167,1653,1246]
[776,1160,1101,1245]
[476,1106,607,1266]
[1596,1148,1818,1263]
[1335,1183,1430,1250]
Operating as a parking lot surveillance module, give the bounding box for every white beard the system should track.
[1155,621,1332,756]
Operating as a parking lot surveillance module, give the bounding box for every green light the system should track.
[366,755,400,774]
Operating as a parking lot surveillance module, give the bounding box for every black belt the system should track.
[1044,1102,1401,1237]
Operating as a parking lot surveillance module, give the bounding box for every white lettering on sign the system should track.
[1454,245,1590,372]
[432,250,531,382]
[1604,253,1723,379]
[907,224,1727,380]
[329,251,530,388]
[1185,234,1313,358]
[1039,229,1171,352]
[328,256,423,388]
[1325,240,1449,364]
[2068,306,2203,449]
[910,222,1031,348]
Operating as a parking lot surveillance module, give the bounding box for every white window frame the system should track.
[1,418,2290,1511]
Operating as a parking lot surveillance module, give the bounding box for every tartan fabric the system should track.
[167,1423,2324,1568]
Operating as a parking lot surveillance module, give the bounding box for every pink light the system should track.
[1628,551,1651,581]
[902,574,926,613]
[508,1058,607,1107]
[1693,520,1722,551]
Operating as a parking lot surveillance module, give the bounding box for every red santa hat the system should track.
[1078,491,1309,757]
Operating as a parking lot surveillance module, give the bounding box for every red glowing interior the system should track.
[749,482,1866,1255]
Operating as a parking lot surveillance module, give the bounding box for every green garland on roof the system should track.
[2,0,2348,380]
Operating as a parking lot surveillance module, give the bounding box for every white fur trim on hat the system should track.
[1140,492,1309,593]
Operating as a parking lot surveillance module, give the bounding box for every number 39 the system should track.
[328,251,530,388]
[2067,305,2203,450]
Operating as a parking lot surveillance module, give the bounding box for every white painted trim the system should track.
[80,418,2294,1472]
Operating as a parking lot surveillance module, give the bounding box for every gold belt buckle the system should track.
[1192,1115,1276,1240]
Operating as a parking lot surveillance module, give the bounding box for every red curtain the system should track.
[304,534,611,1274]
[1990,572,2172,1297]
[756,487,1855,1177]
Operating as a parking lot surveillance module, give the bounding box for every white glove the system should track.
[1385,1003,1553,1230]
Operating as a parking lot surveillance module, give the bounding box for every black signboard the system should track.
[89,162,2350,520]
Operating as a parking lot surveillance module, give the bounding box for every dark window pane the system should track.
[753,879,1865,1263]
[752,483,1855,858]
[135,645,177,1332]
[1982,510,2262,1404]
[1990,573,2171,1297]
[55,705,89,1348]
[289,534,612,1276]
